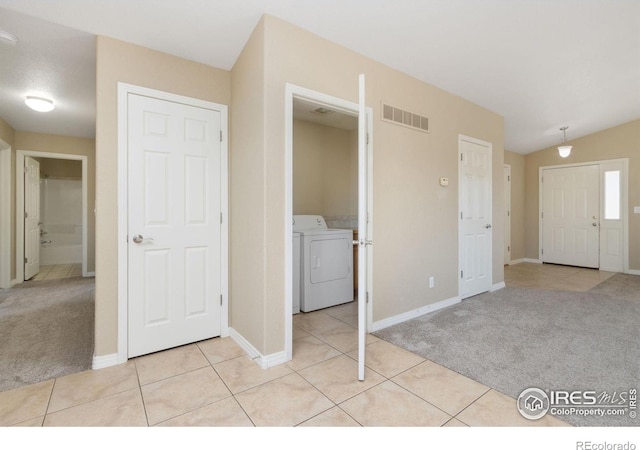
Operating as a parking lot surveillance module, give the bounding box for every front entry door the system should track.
[459,136,493,299]
[542,165,599,268]
[127,93,223,358]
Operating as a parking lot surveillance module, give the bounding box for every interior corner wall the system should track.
[95,35,231,358]
[523,119,640,270]
[229,18,268,355]
[0,117,15,281]
[259,14,504,354]
[504,150,525,261]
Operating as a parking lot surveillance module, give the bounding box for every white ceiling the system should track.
[0,0,638,153]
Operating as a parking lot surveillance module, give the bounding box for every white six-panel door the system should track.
[542,165,599,268]
[127,93,222,358]
[459,136,492,299]
[24,156,40,280]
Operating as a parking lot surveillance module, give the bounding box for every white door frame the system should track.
[538,158,629,272]
[16,150,89,282]
[0,141,11,288]
[504,164,511,265]
[116,83,229,364]
[284,83,374,363]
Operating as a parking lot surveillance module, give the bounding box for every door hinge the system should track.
[24,212,28,218]
[541,176,544,183]
[541,212,544,219]
[24,257,28,263]
[460,212,463,220]
[460,153,464,162]
[220,130,223,142]
[366,292,369,303]
[220,294,223,306]
[541,249,544,255]
[507,210,510,217]
[508,175,510,182]
[220,212,223,224]
[508,245,511,252]
[460,270,464,279]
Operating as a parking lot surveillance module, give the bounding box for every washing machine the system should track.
[293,215,354,312]
[292,231,301,314]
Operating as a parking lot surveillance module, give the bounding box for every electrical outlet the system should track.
[429,276,434,288]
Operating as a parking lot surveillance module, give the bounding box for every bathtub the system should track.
[40,228,82,265]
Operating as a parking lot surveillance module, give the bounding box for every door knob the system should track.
[132,234,154,244]
[485,224,492,229]
[592,222,598,227]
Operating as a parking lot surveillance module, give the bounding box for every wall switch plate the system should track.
[439,177,449,187]
[634,206,640,214]
[429,276,434,288]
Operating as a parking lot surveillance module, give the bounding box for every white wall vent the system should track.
[381,103,429,133]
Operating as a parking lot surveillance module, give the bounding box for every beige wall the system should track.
[0,117,16,281]
[95,36,231,357]
[37,158,82,179]
[293,119,357,218]
[524,119,640,270]
[504,151,525,262]
[229,19,266,353]
[15,131,96,275]
[228,15,504,355]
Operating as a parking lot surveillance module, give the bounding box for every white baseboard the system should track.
[228,327,290,369]
[84,271,96,277]
[370,295,461,333]
[509,258,525,265]
[10,278,18,287]
[491,281,506,292]
[92,353,120,370]
[627,269,640,276]
[524,258,542,264]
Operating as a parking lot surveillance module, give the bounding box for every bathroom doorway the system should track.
[16,150,89,282]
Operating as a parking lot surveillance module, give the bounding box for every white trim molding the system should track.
[0,142,11,289]
[627,269,640,276]
[509,258,526,265]
[228,328,288,369]
[524,258,542,264]
[491,281,506,291]
[370,296,461,333]
[92,353,120,370]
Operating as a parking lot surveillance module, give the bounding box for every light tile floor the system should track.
[4,261,612,427]
[504,262,615,291]
[0,298,571,427]
[31,264,83,281]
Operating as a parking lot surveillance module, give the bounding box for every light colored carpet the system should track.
[374,273,640,427]
[0,277,94,392]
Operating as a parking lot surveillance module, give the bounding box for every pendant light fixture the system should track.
[558,126,572,158]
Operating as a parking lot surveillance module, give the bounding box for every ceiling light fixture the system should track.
[25,96,55,112]
[558,126,572,158]
[0,30,18,46]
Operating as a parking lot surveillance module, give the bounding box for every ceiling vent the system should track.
[382,103,429,133]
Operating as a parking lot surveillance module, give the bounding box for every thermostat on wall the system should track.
[439,177,449,187]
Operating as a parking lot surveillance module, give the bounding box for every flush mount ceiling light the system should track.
[558,126,572,158]
[0,30,18,46]
[25,96,55,112]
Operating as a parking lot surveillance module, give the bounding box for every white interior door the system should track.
[542,165,599,268]
[459,136,492,299]
[504,164,511,264]
[127,93,222,358]
[357,74,369,381]
[24,156,40,280]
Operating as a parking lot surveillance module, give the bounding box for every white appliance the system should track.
[293,215,354,312]
[292,231,301,314]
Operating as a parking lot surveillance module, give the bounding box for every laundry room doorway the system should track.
[285,78,373,380]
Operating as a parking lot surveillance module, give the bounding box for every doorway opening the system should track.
[284,83,373,374]
[16,150,89,283]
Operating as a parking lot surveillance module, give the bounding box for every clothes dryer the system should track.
[293,215,354,312]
